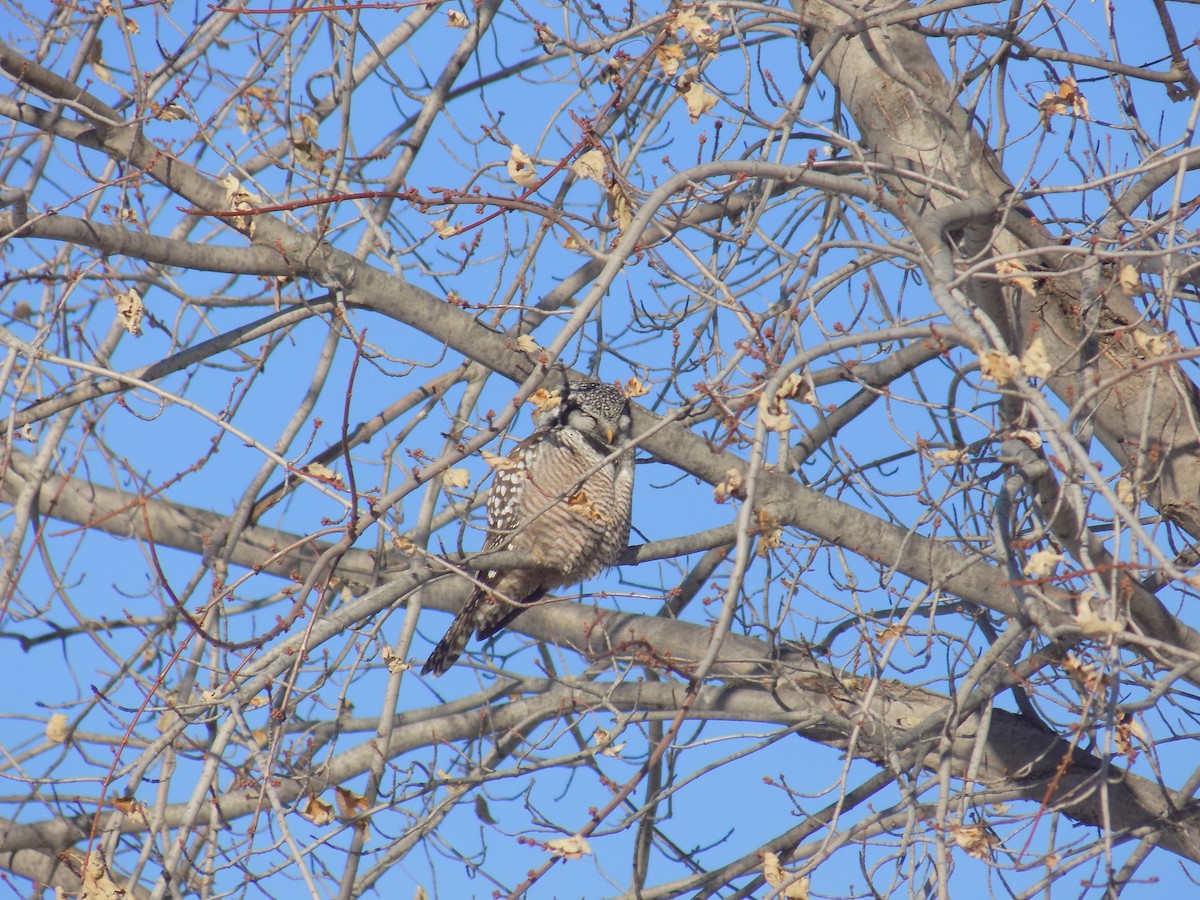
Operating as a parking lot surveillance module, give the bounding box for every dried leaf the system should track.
[506,144,539,188]
[443,468,470,489]
[381,644,409,674]
[80,852,123,900]
[46,712,70,743]
[335,786,370,822]
[1074,593,1123,637]
[1020,336,1053,379]
[567,489,608,524]
[529,387,562,413]
[432,218,460,238]
[758,406,792,433]
[481,449,522,472]
[952,823,999,860]
[297,794,335,826]
[978,349,1021,384]
[1118,263,1142,297]
[674,10,719,52]
[930,448,968,465]
[1115,712,1149,757]
[1038,77,1088,129]
[622,376,651,398]
[1063,651,1109,693]
[1008,428,1043,449]
[301,462,346,491]
[222,172,261,236]
[683,81,718,123]
[1132,329,1169,358]
[113,288,144,336]
[598,56,623,85]
[995,257,1037,297]
[113,796,149,826]
[713,468,745,502]
[446,9,469,28]
[153,102,187,121]
[607,181,634,233]
[533,23,559,53]
[755,508,782,556]
[1024,548,1062,578]
[546,835,591,859]
[656,42,685,77]
[775,371,812,405]
[571,149,607,184]
[516,334,541,354]
[1116,475,1136,507]
[761,851,810,899]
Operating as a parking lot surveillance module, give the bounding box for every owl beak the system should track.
[603,423,617,444]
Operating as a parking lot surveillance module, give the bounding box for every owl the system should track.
[422,380,635,676]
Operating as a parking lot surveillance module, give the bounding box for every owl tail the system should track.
[421,601,476,676]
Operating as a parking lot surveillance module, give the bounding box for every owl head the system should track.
[541,380,631,446]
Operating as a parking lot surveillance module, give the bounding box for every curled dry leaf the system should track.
[656,42,685,77]
[755,508,782,556]
[713,467,745,502]
[683,81,718,123]
[1008,428,1042,449]
[442,468,470,489]
[1063,651,1109,694]
[568,489,609,524]
[673,10,719,51]
[592,727,627,757]
[113,288,143,336]
[46,712,70,743]
[1024,548,1062,578]
[298,794,336,826]
[570,149,607,184]
[446,9,469,28]
[775,371,812,405]
[301,462,346,490]
[761,851,810,899]
[1115,475,1136,507]
[929,447,968,465]
[481,449,522,471]
[381,644,409,674]
[546,835,592,859]
[1115,712,1149,757]
[994,257,1037,297]
[607,181,634,233]
[758,406,792,433]
[1132,328,1170,358]
[1073,593,1124,637]
[113,796,150,826]
[81,852,124,900]
[952,823,999,860]
[221,172,262,236]
[1118,262,1143,297]
[622,376,651,398]
[432,218,459,238]
[978,349,1021,384]
[515,334,541,354]
[506,144,539,188]
[335,786,371,822]
[1038,76,1088,129]
[529,387,562,413]
[1020,336,1052,379]
[153,102,187,121]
